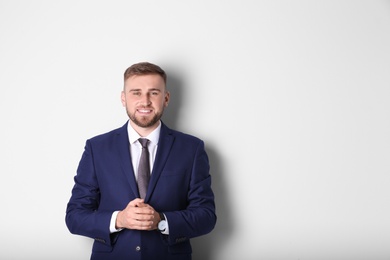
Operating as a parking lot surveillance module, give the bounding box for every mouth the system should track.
[137,108,153,115]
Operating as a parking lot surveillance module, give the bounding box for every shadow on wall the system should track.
[191,146,232,260]
[161,69,183,130]
[161,69,233,260]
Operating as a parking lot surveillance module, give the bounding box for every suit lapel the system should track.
[116,122,140,198]
[145,123,174,201]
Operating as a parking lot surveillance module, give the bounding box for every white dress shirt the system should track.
[109,121,169,234]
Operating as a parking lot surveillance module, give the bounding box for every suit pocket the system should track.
[168,241,192,255]
[160,170,183,176]
[92,241,113,253]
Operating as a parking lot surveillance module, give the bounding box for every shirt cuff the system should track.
[161,213,169,235]
[110,211,123,233]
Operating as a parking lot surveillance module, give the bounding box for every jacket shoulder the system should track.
[164,125,205,147]
[87,124,125,144]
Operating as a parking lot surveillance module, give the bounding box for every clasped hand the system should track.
[116,198,160,231]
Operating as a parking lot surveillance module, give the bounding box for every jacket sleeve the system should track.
[164,140,217,246]
[65,140,116,246]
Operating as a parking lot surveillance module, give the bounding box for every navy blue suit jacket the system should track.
[66,122,216,260]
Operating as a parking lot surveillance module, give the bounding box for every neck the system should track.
[129,120,160,137]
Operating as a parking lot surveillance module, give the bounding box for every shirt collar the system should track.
[127,120,161,146]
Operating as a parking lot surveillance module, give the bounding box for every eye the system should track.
[132,91,141,96]
[151,91,159,95]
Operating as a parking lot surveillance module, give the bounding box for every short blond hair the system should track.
[124,62,167,84]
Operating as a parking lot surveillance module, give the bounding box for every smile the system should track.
[137,109,152,114]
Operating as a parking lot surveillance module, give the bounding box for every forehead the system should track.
[124,74,165,89]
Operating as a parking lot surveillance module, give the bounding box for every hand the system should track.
[116,198,160,231]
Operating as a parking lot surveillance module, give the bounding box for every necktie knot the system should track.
[138,138,149,148]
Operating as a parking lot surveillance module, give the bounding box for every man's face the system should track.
[121,74,170,131]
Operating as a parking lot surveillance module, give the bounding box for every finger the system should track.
[133,207,155,216]
[129,219,154,230]
[129,198,144,207]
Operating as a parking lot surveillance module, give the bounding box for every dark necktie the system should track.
[137,138,150,199]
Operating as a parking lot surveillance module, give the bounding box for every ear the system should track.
[121,91,126,107]
[164,91,170,107]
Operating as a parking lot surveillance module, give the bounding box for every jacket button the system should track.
[135,246,141,251]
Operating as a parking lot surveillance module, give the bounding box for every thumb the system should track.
[128,198,144,207]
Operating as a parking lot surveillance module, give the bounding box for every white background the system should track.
[1,1,389,259]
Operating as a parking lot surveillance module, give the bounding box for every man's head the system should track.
[124,62,167,85]
[121,62,170,135]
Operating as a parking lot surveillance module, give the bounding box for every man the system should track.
[65,62,216,260]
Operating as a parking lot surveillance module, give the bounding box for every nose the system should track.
[140,93,151,106]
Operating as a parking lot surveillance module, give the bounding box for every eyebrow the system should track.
[148,88,162,92]
[129,88,162,92]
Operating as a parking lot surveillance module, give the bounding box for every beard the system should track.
[128,109,164,128]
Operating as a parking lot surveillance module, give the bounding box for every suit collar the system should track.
[146,122,175,201]
[116,122,139,198]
